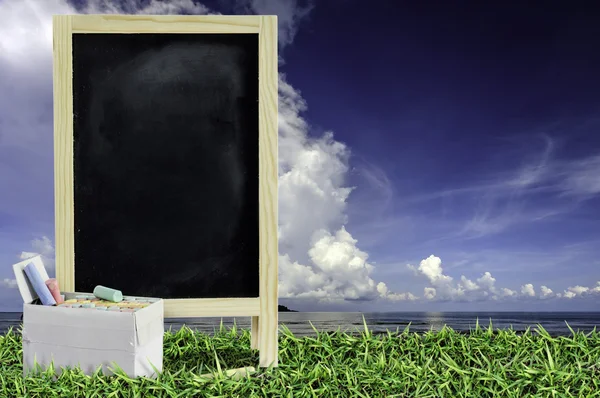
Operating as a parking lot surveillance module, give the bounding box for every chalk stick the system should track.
[95,306,107,310]
[76,295,92,299]
[45,278,64,304]
[23,263,56,306]
[93,285,123,302]
[108,306,121,311]
[200,367,256,381]
[64,299,77,304]
[81,303,95,308]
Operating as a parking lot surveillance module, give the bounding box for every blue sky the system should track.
[1,0,599,312]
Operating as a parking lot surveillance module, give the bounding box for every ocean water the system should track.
[2,311,600,337]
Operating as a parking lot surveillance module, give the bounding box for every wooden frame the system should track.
[53,15,279,367]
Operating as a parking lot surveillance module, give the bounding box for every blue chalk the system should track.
[23,263,56,306]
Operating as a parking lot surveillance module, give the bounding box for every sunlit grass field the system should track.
[1,320,599,397]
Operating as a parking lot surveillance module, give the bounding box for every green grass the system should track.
[1,320,600,397]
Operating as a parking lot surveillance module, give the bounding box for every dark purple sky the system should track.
[258,1,600,309]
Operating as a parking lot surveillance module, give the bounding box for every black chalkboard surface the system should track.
[71,33,259,299]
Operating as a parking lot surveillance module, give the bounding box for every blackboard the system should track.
[71,33,259,299]
[54,15,279,368]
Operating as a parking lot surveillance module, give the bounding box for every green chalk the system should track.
[82,303,95,308]
[93,285,123,302]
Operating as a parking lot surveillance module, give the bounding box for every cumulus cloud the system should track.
[423,287,436,300]
[277,78,413,302]
[20,236,55,266]
[520,283,535,297]
[561,285,593,299]
[409,255,504,301]
[501,288,517,297]
[540,285,554,298]
[409,254,600,304]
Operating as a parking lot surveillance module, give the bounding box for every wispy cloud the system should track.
[559,154,600,197]
[397,134,600,239]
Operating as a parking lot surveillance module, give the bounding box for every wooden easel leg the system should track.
[251,316,259,350]
[258,309,278,367]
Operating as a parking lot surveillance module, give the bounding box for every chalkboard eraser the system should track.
[93,285,123,302]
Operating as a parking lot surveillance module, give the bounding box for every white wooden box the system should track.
[13,256,164,378]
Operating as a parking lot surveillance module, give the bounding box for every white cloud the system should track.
[407,254,600,303]
[540,285,554,298]
[560,155,600,197]
[413,255,453,285]
[19,236,55,271]
[277,78,413,302]
[82,0,212,14]
[423,287,436,300]
[460,276,479,291]
[520,283,535,297]
[563,285,590,298]
[386,291,418,302]
[409,253,600,303]
[1,279,18,289]
[279,227,380,300]
[238,0,313,50]
[409,255,501,301]
[476,272,496,291]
